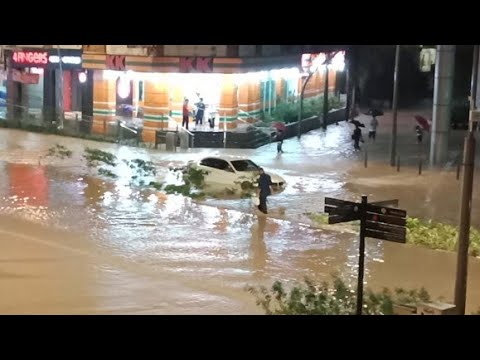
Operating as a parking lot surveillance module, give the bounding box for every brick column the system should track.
[218,75,238,130]
[92,70,116,134]
[142,78,170,143]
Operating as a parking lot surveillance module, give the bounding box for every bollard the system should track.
[456,163,461,180]
[396,156,400,172]
[418,158,423,175]
[364,149,368,168]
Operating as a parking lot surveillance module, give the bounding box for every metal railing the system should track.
[178,124,195,148]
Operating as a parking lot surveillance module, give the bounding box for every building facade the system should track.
[3,45,345,143]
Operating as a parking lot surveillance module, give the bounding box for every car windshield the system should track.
[230,160,260,172]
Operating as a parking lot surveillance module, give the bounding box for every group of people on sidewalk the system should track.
[350,111,425,151]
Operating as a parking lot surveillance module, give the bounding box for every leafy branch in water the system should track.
[162,167,208,199]
[98,167,118,179]
[39,144,73,164]
[83,147,117,168]
[246,276,431,315]
[123,158,157,178]
[46,144,73,159]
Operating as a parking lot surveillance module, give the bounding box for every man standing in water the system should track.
[182,99,190,130]
[256,168,273,214]
[276,129,285,154]
[195,98,206,127]
[368,116,378,142]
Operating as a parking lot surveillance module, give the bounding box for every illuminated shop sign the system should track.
[12,51,48,66]
[49,55,82,65]
[179,57,213,73]
[11,49,83,69]
[301,52,345,73]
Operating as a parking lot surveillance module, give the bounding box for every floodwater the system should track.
[1,110,480,314]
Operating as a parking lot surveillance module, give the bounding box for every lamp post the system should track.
[390,45,400,167]
[454,44,479,315]
[56,45,64,129]
[297,71,313,139]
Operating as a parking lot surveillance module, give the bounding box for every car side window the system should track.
[201,158,235,173]
[217,159,235,173]
[200,158,216,168]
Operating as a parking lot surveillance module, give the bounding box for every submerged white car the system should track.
[188,156,286,193]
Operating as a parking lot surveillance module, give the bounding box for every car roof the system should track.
[200,156,252,162]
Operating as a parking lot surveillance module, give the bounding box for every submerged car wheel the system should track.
[240,181,256,191]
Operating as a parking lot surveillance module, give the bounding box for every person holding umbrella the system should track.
[414,115,430,144]
[350,120,365,151]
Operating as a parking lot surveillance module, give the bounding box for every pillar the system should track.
[218,75,238,130]
[238,81,250,121]
[238,79,262,123]
[430,45,455,165]
[275,78,285,103]
[328,69,336,93]
[92,70,116,135]
[250,80,261,120]
[170,81,183,125]
[142,78,170,143]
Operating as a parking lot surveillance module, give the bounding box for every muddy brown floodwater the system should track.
[1,116,480,314]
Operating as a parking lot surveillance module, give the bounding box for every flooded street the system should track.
[1,110,480,314]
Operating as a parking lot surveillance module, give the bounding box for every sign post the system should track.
[324,196,407,315]
[356,195,367,315]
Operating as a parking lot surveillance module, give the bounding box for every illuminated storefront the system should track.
[6,48,85,122]
[82,51,345,143]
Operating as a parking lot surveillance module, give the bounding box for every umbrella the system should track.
[414,115,431,131]
[272,122,287,132]
[366,108,384,117]
[350,119,365,128]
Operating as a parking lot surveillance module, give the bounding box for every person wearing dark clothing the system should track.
[182,99,190,129]
[256,168,273,214]
[195,98,205,126]
[352,126,363,150]
[276,129,284,154]
[415,125,423,144]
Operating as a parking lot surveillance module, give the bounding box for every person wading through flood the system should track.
[276,129,285,154]
[352,125,364,150]
[368,116,378,142]
[415,125,423,144]
[182,99,190,130]
[256,168,273,215]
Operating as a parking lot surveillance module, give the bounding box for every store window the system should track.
[0,70,6,119]
[138,81,144,102]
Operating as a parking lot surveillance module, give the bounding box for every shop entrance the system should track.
[174,73,222,129]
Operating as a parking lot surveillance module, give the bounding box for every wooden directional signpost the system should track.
[324,196,407,315]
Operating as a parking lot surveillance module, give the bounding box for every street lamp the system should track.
[56,45,64,130]
[390,45,401,167]
[454,44,479,315]
[297,52,341,138]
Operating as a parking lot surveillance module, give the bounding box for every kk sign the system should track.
[106,55,126,71]
[179,57,213,73]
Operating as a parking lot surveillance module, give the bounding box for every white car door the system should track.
[198,158,238,188]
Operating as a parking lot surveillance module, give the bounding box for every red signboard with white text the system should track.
[10,69,40,84]
[10,49,83,69]
[12,50,49,67]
